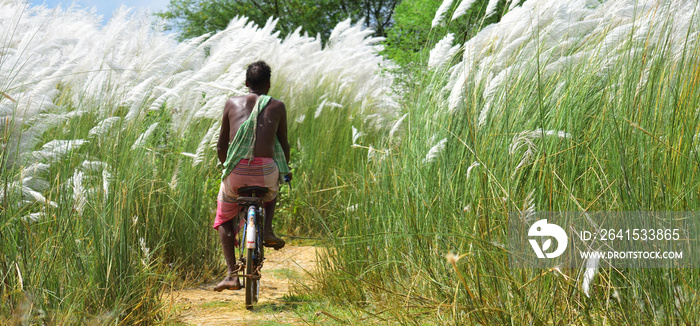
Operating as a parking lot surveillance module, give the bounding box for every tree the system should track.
[382,0,508,68]
[157,0,399,41]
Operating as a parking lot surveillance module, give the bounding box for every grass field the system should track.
[306,0,700,323]
[2,0,700,324]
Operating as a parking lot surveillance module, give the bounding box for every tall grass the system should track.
[0,0,395,323]
[309,0,700,323]
[4,0,699,323]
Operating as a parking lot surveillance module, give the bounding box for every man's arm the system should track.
[276,102,290,165]
[216,100,232,165]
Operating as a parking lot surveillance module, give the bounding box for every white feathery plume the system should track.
[124,76,157,107]
[478,69,508,127]
[146,93,171,114]
[102,169,113,197]
[180,152,198,159]
[19,184,58,207]
[0,104,12,120]
[131,123,159,149]
[192,123,219,166]
[0,2,394,128]
[466,161,480,179]
[0,185,6,203]
[452,0,478,21]
[327,19,354,46]
[484,0,500,18]
[314,99,328,118]
[12,119,70,158]
[423,138,448,164]
[362,113,386,131]
[200,94,229,120]
[22,212,46,223]
[509,129,570,155]
[17,161,51,198]
[365,145,388,163]
[509,129,570,176]
[427,134,437,145]
[552,266,569,280]
[81,160,108,172]
[71,170,86,215]
[508,0,521,11]
[429,33,461,69]
[581,255,599,298]
[33,139,88,162]
[22,163,50,177]
[352,126,364,145]
[22,176,50,192]
[88,117,121,138]
[3,2,396,130]
[327,102,343,109]
[448,70,466,112]
[0,1,400,213]
[139,237,152,267]
[432,0,455,28]
[169,161,180,190]
[389,113,408,138]
[366,145,377,161]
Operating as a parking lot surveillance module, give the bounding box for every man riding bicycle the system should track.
[213,61,291,292]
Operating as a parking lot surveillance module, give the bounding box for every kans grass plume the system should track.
[432,0,456,28]
[423,138,448,164]
[451,0,478,21]
[1,0,397,218]
[428,34,461,69]
[439,0,700,115]
[581,255,600,298]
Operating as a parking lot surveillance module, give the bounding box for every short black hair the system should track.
[246,61,271,88]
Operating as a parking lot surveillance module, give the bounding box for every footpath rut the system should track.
[166,246,319,325]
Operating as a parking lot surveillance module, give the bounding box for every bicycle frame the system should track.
[236,192,266,309]
[239,203,265,266]
[233,180,287,309]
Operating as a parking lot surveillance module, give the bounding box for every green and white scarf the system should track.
[221,95,290,181]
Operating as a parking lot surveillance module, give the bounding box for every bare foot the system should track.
[213,275,242,292]
[263,232,285,249]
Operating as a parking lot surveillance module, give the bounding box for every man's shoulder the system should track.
[224,96,246,112]
[265,98,286,112]
[268,97,286,107]
[226,95,247,104]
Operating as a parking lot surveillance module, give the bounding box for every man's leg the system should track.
[263,198,285,249]
[214,219,242,291]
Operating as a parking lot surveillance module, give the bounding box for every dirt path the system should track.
[166,246,319,325]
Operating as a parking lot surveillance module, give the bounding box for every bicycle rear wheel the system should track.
[245,247,259,309]
[244,204,262,310]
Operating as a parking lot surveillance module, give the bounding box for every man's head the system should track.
[246,61,271,92]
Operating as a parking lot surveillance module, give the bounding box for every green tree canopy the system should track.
[382,0,510,67]
[157,0,399,41]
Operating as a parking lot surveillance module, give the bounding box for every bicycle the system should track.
[235,177,288,309]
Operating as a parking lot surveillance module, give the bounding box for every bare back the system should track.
[216,93,290,164]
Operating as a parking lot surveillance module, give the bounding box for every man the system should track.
[213,61,291,292]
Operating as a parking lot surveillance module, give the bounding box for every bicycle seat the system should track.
[238,186,269,197]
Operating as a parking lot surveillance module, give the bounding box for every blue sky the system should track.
[29,0,172,23]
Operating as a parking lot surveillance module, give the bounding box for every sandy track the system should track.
[166,246,318,325]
